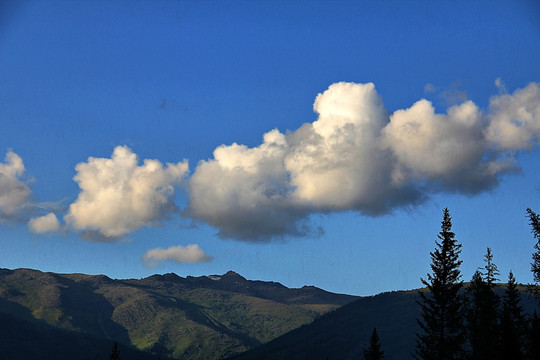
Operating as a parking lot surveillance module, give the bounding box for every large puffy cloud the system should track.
[187,83,423,241]
[485,82,540,150]
[381,99,514,193]
[64,146,188,240]
[28,213,61,234]
[286,82,391,210]
[188,81,540,241]
[142,244,213,267]
[187,129,311,239]
[0,150,31,219]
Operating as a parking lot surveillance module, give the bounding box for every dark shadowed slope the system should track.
[230,286,540,360]
[228,290,421,360]
[0,310,160,360]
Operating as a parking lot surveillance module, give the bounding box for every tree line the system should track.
[364,208,540,360]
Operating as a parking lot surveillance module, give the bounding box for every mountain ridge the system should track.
[0,267,358,360]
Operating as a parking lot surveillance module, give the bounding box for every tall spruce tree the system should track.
[481,247,500,286]
[526,208,540,359]
[465,248,501,359]
[527,208,540,287]
[528,312,540,360]
[416,208,465,360]
[364,328,384,360]
[466,271,485,359]
[500,271,525,359]
[109,342,121,360]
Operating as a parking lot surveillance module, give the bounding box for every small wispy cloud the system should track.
[494,77,507,93]
[142,244,213,267]
[424,83,436,93]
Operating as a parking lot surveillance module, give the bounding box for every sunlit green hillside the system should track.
[0,268,357,360]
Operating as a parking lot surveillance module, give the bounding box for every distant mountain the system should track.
[230,287,540,360]
[0,268,357,360]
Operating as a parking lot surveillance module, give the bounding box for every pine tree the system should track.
[528,311,540,360]
[527,208,540,293]
[109,342,121,360]
[416,208,465,360]
[465,267,500,359]
[364,328,384,360]
[526,208,540,359]
[465,271,482,359]
[500,271,525,359]
[481,247,500,286]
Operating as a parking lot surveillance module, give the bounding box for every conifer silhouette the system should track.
[109,342,121,360]
[416,208,465,360]
[364,327,384,360]
[500,271,525,359]
[465,248,500,359]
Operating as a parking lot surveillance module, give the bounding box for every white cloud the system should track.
[287,82,392,210]
[10,81,537,242]
[187,82,419,241]
[0,150,31,219]
[28,213,61,234]
[187,81,540,241]
[485,82,540,150]
[142,244,213,267]
[64,146,188,240]
[187,128,308,240]
[381,99,513,192]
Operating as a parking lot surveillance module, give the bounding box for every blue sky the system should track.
[0,0,539,296]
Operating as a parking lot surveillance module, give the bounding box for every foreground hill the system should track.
[0,268,357,360]
[228,290,421,360]
[231,287,540,360]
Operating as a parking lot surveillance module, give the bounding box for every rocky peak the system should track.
[221,270,246,281]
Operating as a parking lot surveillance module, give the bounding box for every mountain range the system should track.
[0,268,357,359]
[2,268,538,359]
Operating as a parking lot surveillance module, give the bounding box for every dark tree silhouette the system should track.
[527,208,540,359]
[416,208,465,360]
[466,248,501,359]
[481,247,500,286]
[465,270,499,359]
[466,271,483,355]
[527,208,540,285]
[364,327,384,360]
[500,271,525,359]
[109,342,121,360]
[528,312,540,360]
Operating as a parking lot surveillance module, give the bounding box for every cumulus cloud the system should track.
[28,213,61,234]
[187,83,422,241]
[142,244,213,267]
[64,146,188,240]
[0,150,31,220]
[485,82,540,151]
[187,81,540,242]
[381,99,514,193]
[187,128,314,240]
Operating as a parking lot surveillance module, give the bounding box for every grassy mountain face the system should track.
[230,286,540,360]
[0,268,357,360]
